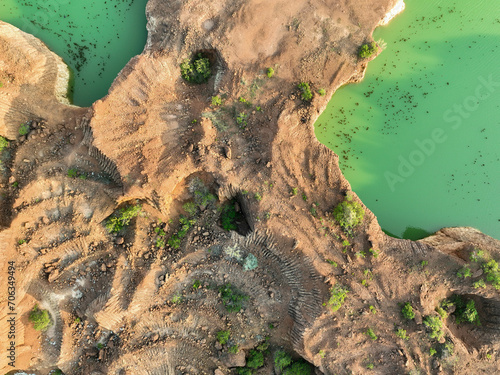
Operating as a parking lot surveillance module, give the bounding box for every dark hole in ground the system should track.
[220,197,250,236]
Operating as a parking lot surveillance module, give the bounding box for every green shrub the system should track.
[171,293,183,304]
[228,344,239,354]
[180,53,211,83]
[457,265,472,278]
[237,368,253,375]
[19,123,30,136]
[473,279,486,289]
[365,328,377,341]
[0,136,8,152]
[396,328,408,340]
[243,253,258,271]
[423,315,444,341]
[236,112,248,128]
[483,259,498,273]
[182,202,197,216]
[217,330,230,345]
[297,82,313,102]
[67,168,78,178]
[29,305,51,331]
[333,193,365,232]
[327,284,348,312]
[358,42,378,59]
[470,248,484,262]
[483,260,500,289]
[266,67,275,78]
[451,296,480,325]
[211,95,222,106]
[247,349,264,369]
[275,350,292,371]
[283,361,312,375]
[318,88,326,96]
[219,283,248,312]
[401,302,415,320]
[254,192,262,201]
[221,202,238,231]
[105,204,141,233]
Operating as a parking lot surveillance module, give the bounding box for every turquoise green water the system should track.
[0,0,148,107]
[315,0,500,239]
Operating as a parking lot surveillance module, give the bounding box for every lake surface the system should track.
[0,0,148,107]
[315,0,500,239]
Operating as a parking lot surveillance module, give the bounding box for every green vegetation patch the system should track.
[448,295,480,325]
[275,350,293,372]
[401,302,415,320]
[105,204,141,233]
[29,305,51,331]
[282,361,312,375]
[327,284,348,312]
[358,42,378,59]
[216,330,230,345]
[219,283,248,312]
[423,315,444,341]
[221,200,239,231]
[0,136,8,152]
[297,82,313,102]
[19,123,30,136]
[333,193,365,233]
[180,53,212,84]
[247,349,264,369]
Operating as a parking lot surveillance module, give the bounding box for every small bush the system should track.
[211,95,222,106]
[318,88,326,96]
[266,67,275,78]
[275,350,292,371]
[105,204,141,233]
[282,361,312,375]
[237,368,253,375]
[219,283,248,312]
[228,344,239,354]
[180,53,211,83]
[0,136,8,152]
[333,193,365,232]
[470,248,484,262]
[396,328,408,340]
[457,265,472,278]
[358,42,378,59]
[473,279,486,289]
[365,328,377,341]
[297,82,313,102]
[29,305,51,331]
[451,296,480,325]
[401,302,415,320]
[236,112,248,128]
[221,202,238,231]
[423,315,444,341]
[327,284,348,312]
[243,253,258,271]
[171,293,183,304]
[182,201,197,216]
[247,349,264,369]
[483,260,500,289]
[217,330,230,345]
[19,123,30,136]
